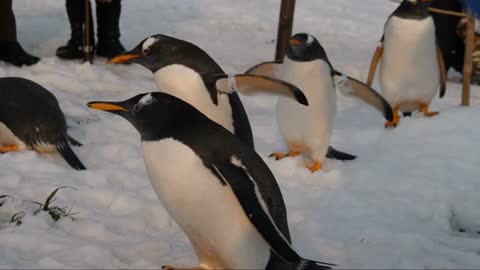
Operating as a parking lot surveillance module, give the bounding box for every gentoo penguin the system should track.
[88,92,334,270]
[246,33,393,172]
[109,34,309,149]
[0,77,85,170]
[366,0,447,127]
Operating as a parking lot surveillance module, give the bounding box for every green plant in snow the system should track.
[26,186,79,222]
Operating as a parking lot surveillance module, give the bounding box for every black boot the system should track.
[0,41,40,66]
[96,0,125,58]
[56,0,94,60]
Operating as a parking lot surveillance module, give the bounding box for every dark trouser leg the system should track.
[56,0,94,59]
[0,0,40,66]
[96,0,125,58]
[0,0,16,42]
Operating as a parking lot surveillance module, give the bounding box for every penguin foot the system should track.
[419,104,439,118]
[269,152,288,160]
[288,150,300,157]
[307,160,322,173]
[269,150,300,160]
[0,145,19,153]
[385,109,400,128]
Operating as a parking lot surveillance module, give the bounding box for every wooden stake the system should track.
[462,12,474,106]
[274,0,296,61]
[83,0,93,63]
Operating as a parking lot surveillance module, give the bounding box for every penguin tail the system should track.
[56,141,86,170]
[295,258,336,270]
[67,134,83,147]
[327,146,356,161]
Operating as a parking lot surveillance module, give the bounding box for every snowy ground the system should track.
[1,0,480,268]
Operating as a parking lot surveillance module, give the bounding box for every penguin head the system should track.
[88,92,198,140]
[394,0,429,19]
[286,33,329,63]
[109,34,222,75]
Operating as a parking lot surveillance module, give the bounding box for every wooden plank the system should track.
[274,0,296,61]
[462,13,474,106]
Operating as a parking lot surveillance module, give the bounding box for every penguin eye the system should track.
[133,104,142,112]
[142,47,151,55]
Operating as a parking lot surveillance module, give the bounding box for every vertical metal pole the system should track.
[84,0,93,63]
[274,0,296,61]
[462,12,474,106]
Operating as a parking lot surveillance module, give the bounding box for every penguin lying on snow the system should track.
[0,77,85,170]
[246,33,393,172]
[88,92,334,270]
[109,34,309,149]
[367,0,447,127]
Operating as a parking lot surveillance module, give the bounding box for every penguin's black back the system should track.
[0,77,68,147]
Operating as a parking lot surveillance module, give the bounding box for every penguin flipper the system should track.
[244,61,283,78]
[215,74,308,106]
[67,135,83,147]
[56,141,86,170]
[333,71,394,121]
[327,146,356,161]
[208,157,333,268]
[436,46,447,98]
[367,40,383,87]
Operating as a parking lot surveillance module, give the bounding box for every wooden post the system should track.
[274,0,296,61]
[83,0,93,63]
[462,12,474,106]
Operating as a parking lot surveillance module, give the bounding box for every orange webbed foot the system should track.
[0,145,19,153]
[419,104,439,117]
[385,108,400,128]
[269,152,289,160]
[269,150,300,160]
[307,160,322,173]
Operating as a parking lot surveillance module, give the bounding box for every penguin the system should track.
[88,92,334,270]
[245,33,393,172]
[0,77,86,170]
[366,0,447,127]
[108,34,309,149]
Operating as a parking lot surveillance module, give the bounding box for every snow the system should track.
[1,0,480,268]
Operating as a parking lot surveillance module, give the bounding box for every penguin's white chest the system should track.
[275,59,336,161]
[141,139,270,269]
[153,65,234,133]
[380,16,439,111]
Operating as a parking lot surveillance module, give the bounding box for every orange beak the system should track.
[87,102,129,112]
[289,39,301,45]
[108,54,141,64]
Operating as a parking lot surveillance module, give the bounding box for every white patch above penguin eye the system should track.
[134,93,157,112]
[306,34,314,46]
[142,37,158,52]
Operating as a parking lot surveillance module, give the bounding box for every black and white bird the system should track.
[109,34,308,149]
[367,0,447,127]
[246,33,393,172]
[88,92,333,270]
[0,77,85,170]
